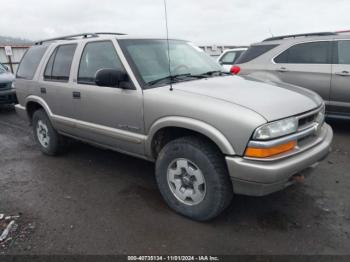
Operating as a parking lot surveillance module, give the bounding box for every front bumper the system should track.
[226,123,333,196]
[0,89,17,104]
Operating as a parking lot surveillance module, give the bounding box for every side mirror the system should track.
[95,69,131,89]
[3,65,9,71]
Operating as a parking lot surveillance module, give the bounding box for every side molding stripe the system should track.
[26,95,146,144]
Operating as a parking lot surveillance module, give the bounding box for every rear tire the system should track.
[32,109,66,156]
[155,136,233,221]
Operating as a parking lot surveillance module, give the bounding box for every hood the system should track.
[0,72,15,83]
[171,75,322,122]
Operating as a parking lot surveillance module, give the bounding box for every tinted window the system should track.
[46,45,76,81]
[236,45,278,64]
[232,51,244,63]
[44,48,57,79]
[337,41,350,64]
[275,41,331,64]
[17,45,48,79]
[78,41,124,84]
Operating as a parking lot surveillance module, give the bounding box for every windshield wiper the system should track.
[195,70,230,77]
[145,71,229,87]
[146,73,204,87]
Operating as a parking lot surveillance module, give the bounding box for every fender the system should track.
[145,116,236,157]
[25,95,54,117]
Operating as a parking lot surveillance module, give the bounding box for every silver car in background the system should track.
[235,31,350,119]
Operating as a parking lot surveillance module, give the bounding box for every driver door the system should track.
[71,40,145,156]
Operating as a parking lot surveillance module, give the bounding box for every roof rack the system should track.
[263,32,337,42]
[35,32,127,45]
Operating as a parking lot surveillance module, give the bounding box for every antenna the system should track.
[163,0,173,91]
[268,27,274,37]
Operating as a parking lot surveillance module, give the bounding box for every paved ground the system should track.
[0,104,349,255]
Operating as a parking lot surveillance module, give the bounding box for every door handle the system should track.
[335,70,350,76]
[277,67,289,73]
[72,91,81,99]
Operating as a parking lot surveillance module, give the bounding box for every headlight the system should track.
[11,82,15,89]
[253,117,298,140]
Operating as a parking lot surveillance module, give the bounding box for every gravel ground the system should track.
[0,105,349,255]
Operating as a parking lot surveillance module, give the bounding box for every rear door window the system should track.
[44,44,77,82]
[274,41,332,64]
[235,45,278,64]
[17,45,48,80]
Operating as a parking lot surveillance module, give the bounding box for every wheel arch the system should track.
[146,116,236,159]
[25,95,53,122]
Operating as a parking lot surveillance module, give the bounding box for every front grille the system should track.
[0,93,17,103]
[0,82,11,89]
[295,106,324,145]
[298,113,317,130]
[296,104,325,132]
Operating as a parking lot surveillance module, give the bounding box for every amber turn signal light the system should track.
[245,141,296,158]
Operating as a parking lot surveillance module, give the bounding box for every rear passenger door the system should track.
[273,41,332,103]
[329,40,350,117]
[72,40,145,155]
[41,44,77,133]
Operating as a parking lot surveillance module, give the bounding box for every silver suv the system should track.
[236,31,350,119]
[15,33,333,221]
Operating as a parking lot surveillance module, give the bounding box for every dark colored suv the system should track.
[0,63,16,104]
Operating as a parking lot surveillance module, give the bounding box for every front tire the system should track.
[32,109,66,156]
[155,136,233,221]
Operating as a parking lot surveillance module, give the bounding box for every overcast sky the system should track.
[1,0,350,45]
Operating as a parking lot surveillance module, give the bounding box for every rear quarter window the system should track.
[235,45,278,64]
[17,45,48,80]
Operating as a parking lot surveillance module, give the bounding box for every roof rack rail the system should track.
[34,32,127,45]
[263,32,337,42]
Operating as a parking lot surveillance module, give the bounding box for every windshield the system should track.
[119,39,222,87]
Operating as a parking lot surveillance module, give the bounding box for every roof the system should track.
[34,32,184,45]
[262,31,350,43]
